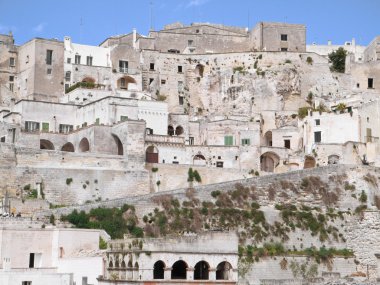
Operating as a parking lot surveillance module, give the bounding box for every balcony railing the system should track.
[116,67,140,75]
[145,134,185,144]
[365,136,379,143]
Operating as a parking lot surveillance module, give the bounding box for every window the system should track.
[25,121,40,132]
[0,136,5,142]
[65,84,70,92]
[86,56,93,66]
[314,131,321,143]
[22,282,32,285]
[119,60,128,73]
[315,119,320,126]
[161,79,166,85]
[150,63,155,70]
[47,68,52,74]
[65,71,71,81]
[9,76,14,92]
[281,34,288,41]
[196,29,200,33]
[29,253,35,268]
[179,96,184,105]
[284,139,291,149]
[241,138,250,145]
[178,81,184,92]
[216,161,224,168]
[368,78,374,89]
[42,122,49,132]
[120,116,128,122]
[26,55,29,63]
[357,83,360,88]
[120,78,126,88]
[189,137,194,145]
[75,55,81,64]
[67,58,71,64]
[59,124,73,134]
[46,50,53,65]
[95,118,100,125]
[149,78,154,85]
[188,40,194,46]
[224,136,233,145]
[9,57,15,67]
[178,66,183,73]
[281,48,288,51]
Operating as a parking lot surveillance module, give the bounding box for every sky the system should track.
[0,0,379,46]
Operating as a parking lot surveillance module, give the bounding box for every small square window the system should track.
[47,68,52,74]
[315,119,320,126]
[161,79,166,85]
[281,48,288,51]
[284,139,290,149]
[218,156,221,159]
[281,34,288,41]
[178,66,183,73]
[356,83,360,88]
[188,40,194,46]
[150,63,155,70]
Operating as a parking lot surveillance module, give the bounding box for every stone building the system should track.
[99,232,238,285]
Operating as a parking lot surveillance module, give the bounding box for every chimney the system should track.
[133,29,137,49]
[327,40,332,46]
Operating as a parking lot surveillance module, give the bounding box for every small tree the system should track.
[328,47,347,73]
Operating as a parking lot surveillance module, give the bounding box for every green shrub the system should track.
[152,167,159,172]
[298,107,310,119]
[328,47,347,73]
[211,190,221,198]
[359,190,367,203]
[66,178,73,185]
[50,214,55,225]
[306,56,313,65]
[99,237,107,249]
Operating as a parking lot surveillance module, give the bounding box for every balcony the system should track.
[145,134,185,145]
[116,67,140,75]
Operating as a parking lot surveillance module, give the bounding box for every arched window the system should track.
[175,126,184,136]
[79,138,90,152]
[168,125,174,136]
[109,261,113,268]
[134,262,139,269]
[153,260,165,279]
[194,261,209,280]
[40,139,54,150]
[171,260,188,280]
[304,155,316,169]
[260,152,280,173]
[216,261,232,280]
[121,260,126,268]
[61,142,74,152]
[115,260,120,268]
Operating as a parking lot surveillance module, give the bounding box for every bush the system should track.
[359,190,367,203]
[99,237,107,249]
[328,47,347,73]
[211,190,221,198]
[152,167,158,172]
[50,214,55,225]
[298,107,310,119]
[66,178,73,185]
[285,59,292,64]
[306,56,313,65]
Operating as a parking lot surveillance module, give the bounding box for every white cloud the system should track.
[186,0,209,8]
[33,23,46,33]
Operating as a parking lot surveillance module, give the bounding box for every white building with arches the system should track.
[100,232,238,284]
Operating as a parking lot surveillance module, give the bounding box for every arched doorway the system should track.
[171,260,188,280]
[112,134,123,155]
[194,261,209,280]
[304,156,316,169]
[153,260,165,279]
[61,142,74,152]
[195,64,204,77]
[79,138,90,152]
[216,261,232,280]
[108,261,113,268]
[40,139,54,150]
[260,152,280,172]
[146,145,159,163]
[328,155,339,164]
[264,131,273,146]
[168,125,174,136]
[175,126,184,136]
[193,154,206,166]
[117,76,136,90]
